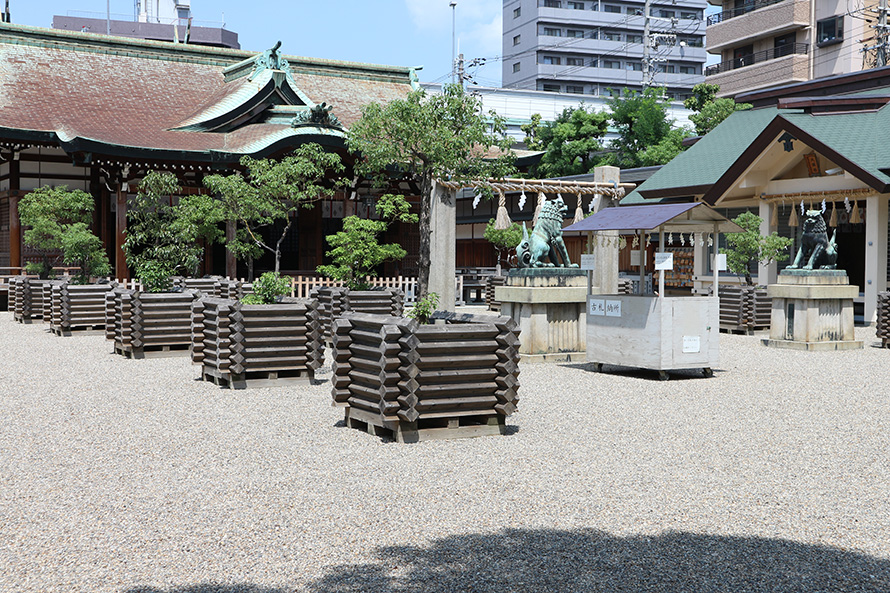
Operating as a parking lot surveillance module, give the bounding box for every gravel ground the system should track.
[1,310,889,593]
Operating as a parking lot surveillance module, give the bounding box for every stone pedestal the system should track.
[496,268,587,362]
[763,270,862,350]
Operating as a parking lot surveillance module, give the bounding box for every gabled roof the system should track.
[628,98,890,205]
[563,202,744,234]
[0,22,417,163]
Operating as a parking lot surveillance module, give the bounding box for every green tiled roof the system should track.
[626,107,781,202]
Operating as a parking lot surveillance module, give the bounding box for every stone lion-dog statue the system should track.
[516,196,578,268]
[787,210,838,270]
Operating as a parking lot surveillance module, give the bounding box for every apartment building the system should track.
[705,0,874,97]
[502,0,708,100]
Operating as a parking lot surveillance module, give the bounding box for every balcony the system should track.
[707,0,810,53]
[705,47,809,96]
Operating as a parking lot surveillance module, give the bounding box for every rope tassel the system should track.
[851,200,862,224]
[494,189,512,230]
[573,192,584,223]
[829,201,838,227]
[532,192,546,226]
[789,205,799,227]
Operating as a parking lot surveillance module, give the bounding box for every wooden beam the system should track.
[115,184,128,280]
[9,156,20,268]
[225,220,236,278]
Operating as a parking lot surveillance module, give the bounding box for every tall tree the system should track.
[684,83,752,136]
[606,88,684,168]
[17,185,111,282]
[522,106,610,178]
[203,144,346,276]
[347,84,515,299]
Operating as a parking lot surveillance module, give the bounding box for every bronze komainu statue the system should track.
[787,210,838,270]
[516,197,578,268]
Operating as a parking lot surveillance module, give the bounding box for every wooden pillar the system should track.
[225,220,237,279]
[115,185,129,280]
[9,155,20,268]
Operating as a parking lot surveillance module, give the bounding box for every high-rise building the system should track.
[704,0,875,97]
[502,0,708,101]
[52,0,239,49]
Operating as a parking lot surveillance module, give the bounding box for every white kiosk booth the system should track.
[563,203,744,380]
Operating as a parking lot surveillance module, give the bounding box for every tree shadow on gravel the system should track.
[127,586,287,593]
[306,527,890,592]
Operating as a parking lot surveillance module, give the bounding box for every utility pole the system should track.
[642,0,652,88]
[878,0,888,68]
[2,0,8,23]
[450,1,457,85]
[106,0,111,35]
[457,53,465,88]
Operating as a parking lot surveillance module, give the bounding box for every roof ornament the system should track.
[250,41,291,81]
[292,102,343,129]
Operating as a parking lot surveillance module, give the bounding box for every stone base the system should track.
[498,269,588,357]
[761,338,864,351]
[765,270,861,349]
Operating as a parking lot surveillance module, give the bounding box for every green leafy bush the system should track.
[407,292,439,325]
[241,271,291,304]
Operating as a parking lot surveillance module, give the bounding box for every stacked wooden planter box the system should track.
[877,291,890,347]
[106,288,202,358]
[48,281,116,336]
[332,311,521,442]
[485,275,507,312]
[213,278,253,300]
[9,277,49,323]
[191,297,323,389]
[174,276,224,295]
[719,285,770,333]
[312,286,404,343]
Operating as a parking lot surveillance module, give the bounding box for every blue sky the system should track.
[14,0,505,86]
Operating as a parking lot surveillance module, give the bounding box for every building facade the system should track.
[502,0,708,100]
[704,0,876,97]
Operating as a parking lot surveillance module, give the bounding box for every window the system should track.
[679,65,697,75]
[513,6,521,17]
[662,64,676,73]
[566,85,585,94]
[602,31,621,41]
[816,15,843,46]
[603,4,621,12]
[626,6,641,14]
[627,34,643,43]
[513,34,521,45]
[542,56,562,65]
[659,9,675,18]
[568,1,586,8]
[680,11,699,19]
[513,62,521,73]
[589,30,599,39]
[627,62,643,71]
[733,44,754,68]
[774,32,796,57]
[544,0,561,7]
[543,27,562,36]
[567,29,585,37]
[542,83,561,92]
[566,57,585,65]
[590,58,599,67]
[603,60,621,69]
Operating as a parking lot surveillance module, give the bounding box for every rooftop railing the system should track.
[706,0,788,26]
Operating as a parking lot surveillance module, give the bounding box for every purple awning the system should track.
[563,202,744,234]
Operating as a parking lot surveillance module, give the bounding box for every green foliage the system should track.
[407,292,439,325]
[17,185,110,282]
[124,171,223,291]
[521,113,544,150]
[204,144,345,276]
[484,218,523,267]
[722,212,793,285]
[638,127,691,167]
[25,261,53,279]
[317,194,418,290]
[684,83,752,136]
[605,88,684,168]
[241,271,291,304]
[347,84,516,299]
[525,106,610,178]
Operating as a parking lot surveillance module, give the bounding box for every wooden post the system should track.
[225,220,237,279]
[658,225,665,298]
[637,229,645,295]
[713,223,720,297]
[115,184,129,281]
[9,191,20,269]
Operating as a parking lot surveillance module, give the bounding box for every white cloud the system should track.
[405,0,501,34]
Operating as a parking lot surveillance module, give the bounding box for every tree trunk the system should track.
[247,257,254,282]
[417,170,433,300]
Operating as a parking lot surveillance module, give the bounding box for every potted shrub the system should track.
[720,212,793,332]
[331,293,521,442]
[313,194,415,341]
[192,272,323,389]
[14,186,112,327]
[483,218,522,311]
[107,171,222,356]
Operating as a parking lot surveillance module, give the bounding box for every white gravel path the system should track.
[1,310,889,593]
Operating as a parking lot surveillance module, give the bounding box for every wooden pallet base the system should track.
[881,338,890,348]
[51,324,105,336]
[114,342,191,359]
[720,324,754,335]
[344,406,506,443]
[13,315,41,324]
[200,365,314,389]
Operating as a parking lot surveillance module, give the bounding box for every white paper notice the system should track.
[605,300,622,317]
[682,335,701,353]
[589,299,605,316]
[579,253,596,271]
[715,253,727,272]
[654,252,673,270]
